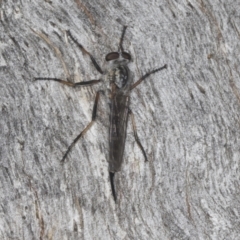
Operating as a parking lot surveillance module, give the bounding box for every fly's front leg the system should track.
[130,64,167,90]
[34,77,101,87]
[61,91,101,163]
[129,109,148,162]
[67,30,103,74]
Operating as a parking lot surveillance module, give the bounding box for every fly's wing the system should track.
[109,91,130,172]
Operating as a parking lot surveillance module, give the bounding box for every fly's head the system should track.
[104,26,133,92]
[105,51,131,67]
[105,26,131,68]
[105,51,132,91]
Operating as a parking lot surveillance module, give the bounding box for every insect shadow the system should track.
[35,26,167,202]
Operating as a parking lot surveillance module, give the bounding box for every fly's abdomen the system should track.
[109,94,130,172]
[108,65,132,172]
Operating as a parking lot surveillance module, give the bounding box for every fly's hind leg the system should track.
[61,91,101,163]
[129,109,148,162]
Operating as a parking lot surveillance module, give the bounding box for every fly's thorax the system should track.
[104,65,132,93]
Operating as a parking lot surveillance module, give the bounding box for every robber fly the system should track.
[35,26,167,202]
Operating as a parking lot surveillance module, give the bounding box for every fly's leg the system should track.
[35,30,103,84]
[129,64,167,158]
[60,91,100,163]
[130,64,167,90]
[67,30,103,74]
[34,78,101,87]
[129,109,148,162]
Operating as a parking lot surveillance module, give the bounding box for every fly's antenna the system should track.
[119,26,127,52]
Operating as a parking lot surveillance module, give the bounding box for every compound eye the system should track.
[122,52,131,60]
[105,52,119,61]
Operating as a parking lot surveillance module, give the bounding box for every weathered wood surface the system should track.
[1,0,240,239]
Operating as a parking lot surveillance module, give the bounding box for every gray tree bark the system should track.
[1,0,240,239]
